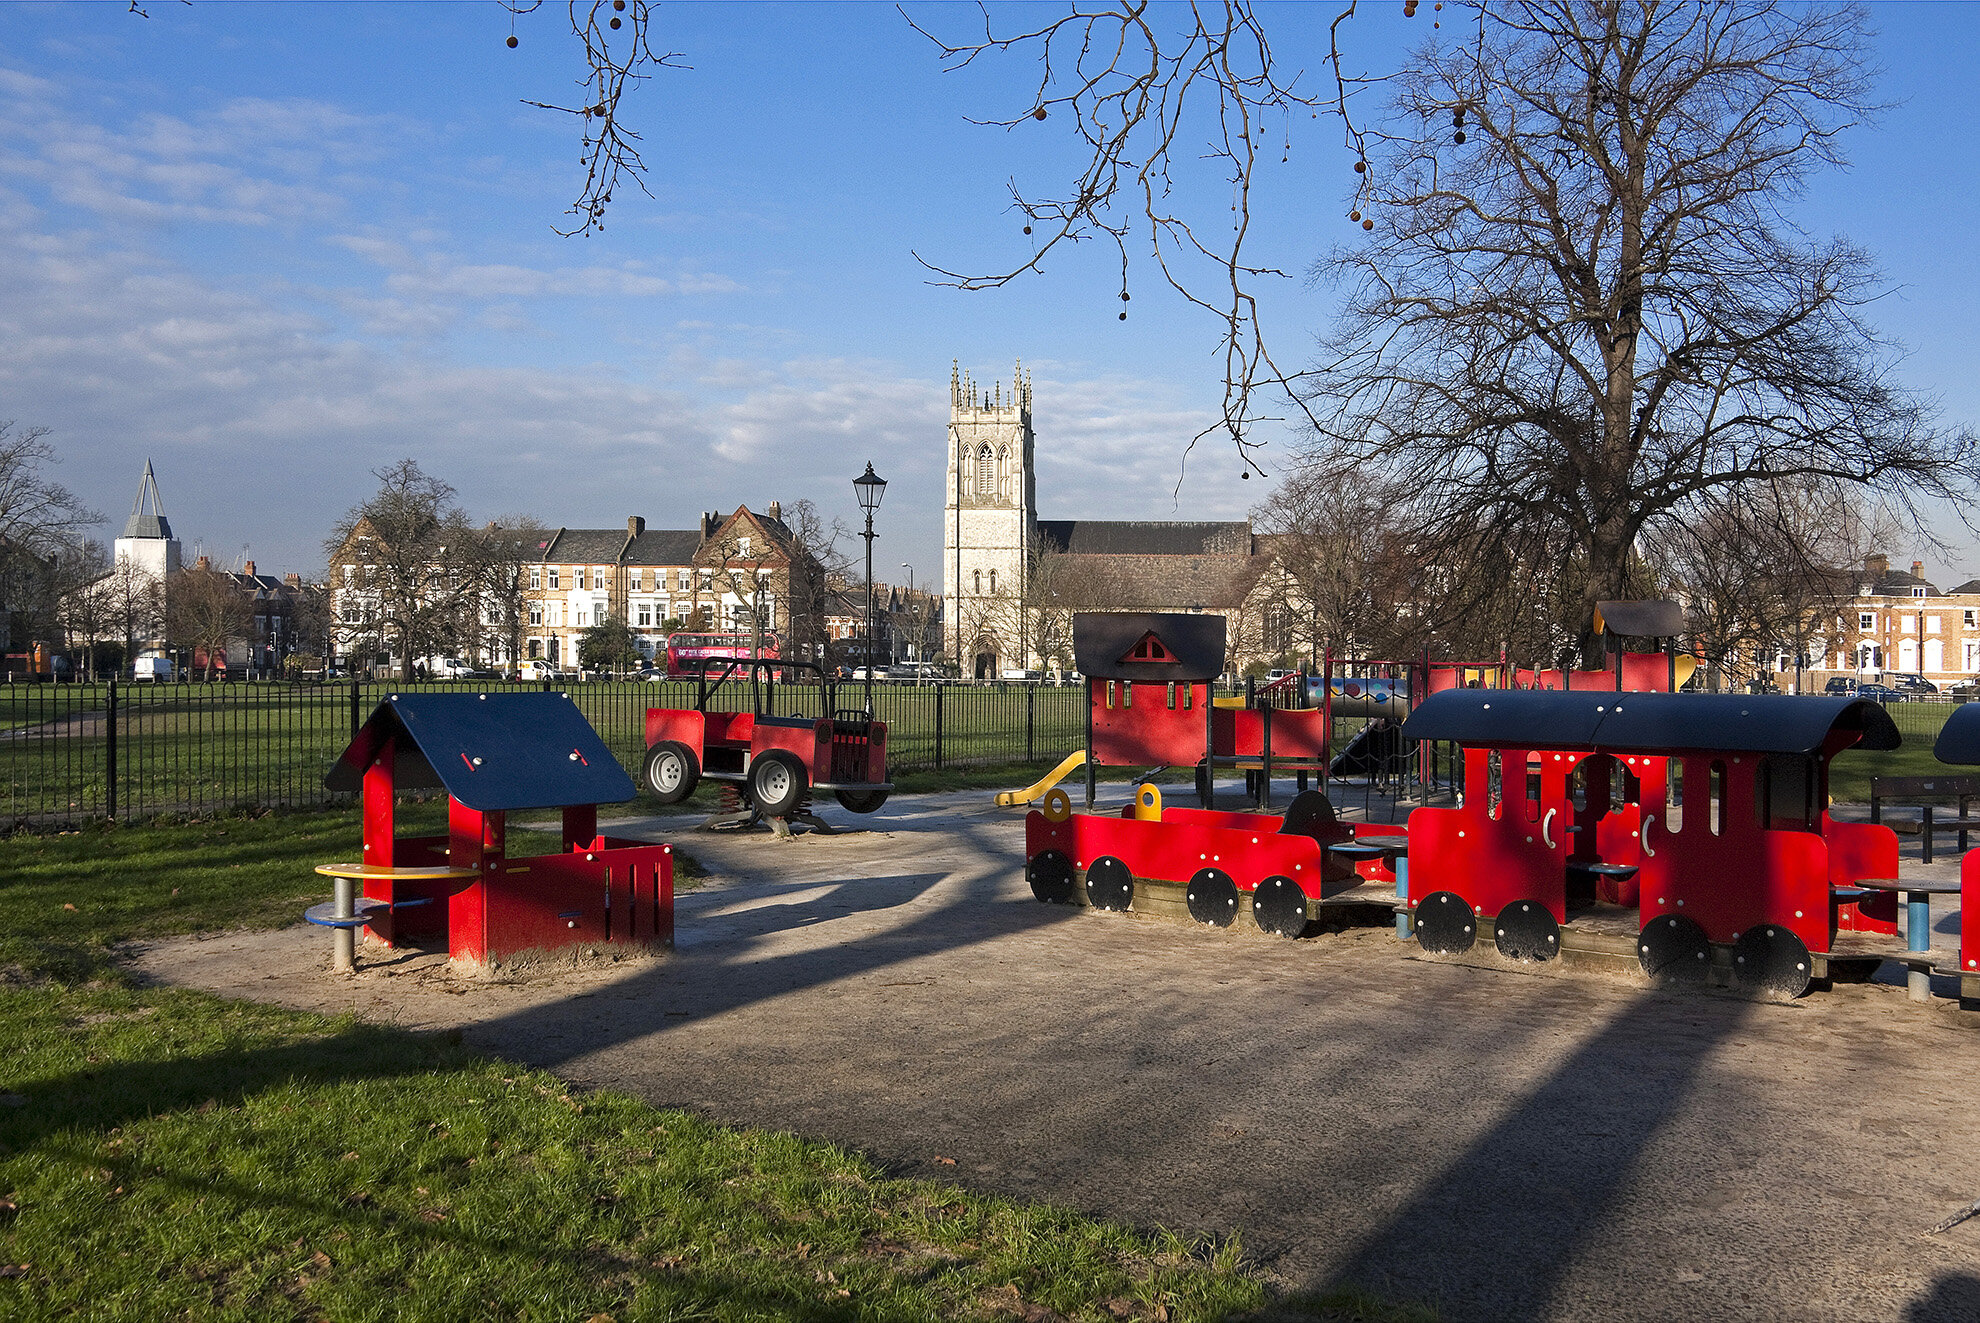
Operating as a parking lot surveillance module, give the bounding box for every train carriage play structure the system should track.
[310,691,674,969]
[1025,610,1980,1001]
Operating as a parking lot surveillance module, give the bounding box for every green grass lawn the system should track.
[0,810,1428,1323]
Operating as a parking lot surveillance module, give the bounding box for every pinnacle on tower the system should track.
[122,460,173,541]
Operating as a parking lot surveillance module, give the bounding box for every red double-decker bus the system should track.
[664,632,781,677]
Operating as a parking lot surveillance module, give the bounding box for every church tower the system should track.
[943,361,1035,677]
[113,460,181,582]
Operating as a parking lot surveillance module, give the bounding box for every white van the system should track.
[131,655,174,683]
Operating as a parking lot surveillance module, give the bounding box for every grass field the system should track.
[0,811,1428,1322]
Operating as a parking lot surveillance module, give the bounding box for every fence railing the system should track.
[0,677,1090,827]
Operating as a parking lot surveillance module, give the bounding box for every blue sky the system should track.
[2,1,1976,588]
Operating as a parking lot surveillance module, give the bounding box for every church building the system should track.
[943,363,1275,678]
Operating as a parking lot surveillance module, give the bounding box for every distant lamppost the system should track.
[854,462,887,714]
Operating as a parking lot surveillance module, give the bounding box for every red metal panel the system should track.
[865,722,888,782]
[1963,849,1980,976]
[1406,746,1568,921]
[1823,814,1899,933]
[1650,754,1828,950]
[1091,682,1210,767]
[644,707,705,750]
[1267,708,1329,761]
[479,852,611,959]
[361,743,396,911]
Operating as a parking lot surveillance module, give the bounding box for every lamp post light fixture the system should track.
[853,462,887,714]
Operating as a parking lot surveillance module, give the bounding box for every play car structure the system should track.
[311,691,674,969]
[641,658,891,827]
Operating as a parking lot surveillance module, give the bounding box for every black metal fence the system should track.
[0,678,1089,828]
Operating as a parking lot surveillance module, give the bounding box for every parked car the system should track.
[1892,675,1939,696]
[1948,677,1980,698]
[1824,677,1860,696]
[1856,682,1902,701]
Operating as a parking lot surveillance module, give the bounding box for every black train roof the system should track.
[1402,689,1900,755]
[1934,703,1980,764]
[1072,612,1226,682]
[324,692,635,811]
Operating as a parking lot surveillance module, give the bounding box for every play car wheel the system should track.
[1413,890,1477,954]
[1638,914,1712,985]
[1186,867,1240,927]
[747,750,807,818]
[1027,849,1077,904]
[833,786,891,813]
[1732,924,1813,1000]
[1252,874,1309,937]
[1494,900,1561,962]
[641,740,700,805]
[1084,856,1135,912]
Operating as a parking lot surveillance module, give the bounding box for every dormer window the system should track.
[1913,586,1928,598]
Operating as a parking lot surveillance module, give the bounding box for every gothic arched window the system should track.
[973,569,982,594]
[997,446,1011,500]
[977,445,995,500]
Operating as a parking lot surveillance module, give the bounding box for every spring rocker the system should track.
[310,691,673,970]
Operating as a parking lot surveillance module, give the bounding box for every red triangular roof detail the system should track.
[1120,631,1179,665]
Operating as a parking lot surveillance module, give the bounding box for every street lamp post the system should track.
[853,462,887,716]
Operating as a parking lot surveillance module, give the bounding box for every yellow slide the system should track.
[995,749,1088,808]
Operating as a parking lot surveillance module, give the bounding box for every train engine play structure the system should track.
[312,691,674,969]
[641,658,892,831]
[1024,611,1980,1001]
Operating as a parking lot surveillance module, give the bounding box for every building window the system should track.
[527,639,541,659]
[1859,612,1875,630]
[977,445,994,498]
[739,536,751,557]
[637,604,652,627]
[548,568,560,589]
[1902,617,1914,634]
[1914,586,1928,598]
[576,608,587,627]
[528,604,542,626]
[1967,610,1977,629]
[631,569,642,591]
[973,570,981,594]
[1928,616,1942,635]
[699,570,712,591]
[988,569,997,594]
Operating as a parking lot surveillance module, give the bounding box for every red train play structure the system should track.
[312,692,673,968]
[1024,611,1976,1000]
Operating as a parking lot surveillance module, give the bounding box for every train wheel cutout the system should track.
[1494,901,1561,962]
[1252,875,1309,937]
[1027,850,1077,905]
[1085,856,1134,912]
[1732,924,1812,1000]
[1639,914,1712,984]
[1186,868,1241,927]
[1414,891,1477,954]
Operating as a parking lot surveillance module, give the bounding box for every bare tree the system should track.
[775,499,850,669]
[1300,0,1977,665]
[325,460,480,682]
[54,541,114,677]
[472,515,551,672]
[166,564,253,680]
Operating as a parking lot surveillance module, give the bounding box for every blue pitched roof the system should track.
[324,692,635,811]
[1401,690,1900,755]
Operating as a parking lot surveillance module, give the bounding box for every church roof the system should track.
[121,460,174,542]
[1035,520,1254,557]
[1045,553,1271,611]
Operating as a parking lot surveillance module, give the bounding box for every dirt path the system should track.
[131,790,1980,1323]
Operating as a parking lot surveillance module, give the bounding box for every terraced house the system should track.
[523,504,824,671]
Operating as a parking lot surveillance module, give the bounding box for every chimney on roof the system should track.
[1913,560,1925,579]
[1866,553,1889,579]
[628,515,645,537]
[195,555,211,572]
[284,573,301,587]
[766,500,782,522]
[243,560,255,577]
[701,511,721,541]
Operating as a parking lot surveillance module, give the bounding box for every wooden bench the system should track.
[1869,774,1980,863]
